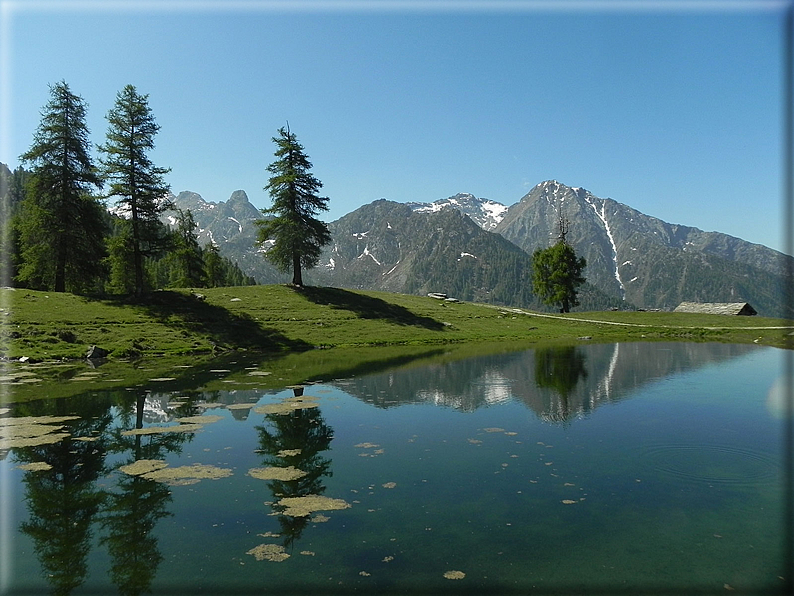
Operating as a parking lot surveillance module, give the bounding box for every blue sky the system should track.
[1,0,789,252]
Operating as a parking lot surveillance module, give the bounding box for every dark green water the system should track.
[1,342,790,595]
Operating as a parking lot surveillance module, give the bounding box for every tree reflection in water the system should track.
[13,395,112,596]
[533,345,588,423]
[255,387,334,550]
[100,389,195,596]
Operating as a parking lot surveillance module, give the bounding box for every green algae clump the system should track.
[277,494,351,517]
[248,466,307,481]
[175,415,224,424]
[142,463,232,485]
[121,423,204,436]
[119,459,169,476]
[118,462,233,485]
[254,397,319,415]
[246,543,290,562]
[0,416,76,448]
[16,461,52,472]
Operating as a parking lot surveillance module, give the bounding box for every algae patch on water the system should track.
[121,423,204,436]
[175,415,224,424]
[246,543,290,562]
[0,415,78,448]
[144,463,232,485]
[248,466,307,481]
[16,461,52,472]
[120,460,232,485]
[254,396,319,415]
[276,494,351,517]
[119,459,169,476]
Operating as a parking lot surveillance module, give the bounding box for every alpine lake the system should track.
[1,341,791,595]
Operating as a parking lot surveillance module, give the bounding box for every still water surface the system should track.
[1,342,790,594]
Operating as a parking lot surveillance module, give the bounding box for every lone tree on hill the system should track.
[99,84,171,296]
[256,125,331,286]
[17,81,107,293]
[532,214,587,313]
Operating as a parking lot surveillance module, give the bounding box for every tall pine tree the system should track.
[99,84,171,297]
[17,81,107,293]
[256,125,331,286]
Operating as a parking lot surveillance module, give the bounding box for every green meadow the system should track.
[2,285,792,361]
[1,285,791,403]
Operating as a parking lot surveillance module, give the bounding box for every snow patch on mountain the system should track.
[228,217,242,233]
[586,195,625,299]
[407,193,508,231]
[383,261,400,276]
[357,245,381,265]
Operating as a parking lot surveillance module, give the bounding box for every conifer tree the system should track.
[168,208,206,288]
[532,215,586,313]
[99,84,171,296]
[17,81,107,293]
[255,125,331,286]
[1,166,29,287]
[105,218,139,294]
[203,243,225,288]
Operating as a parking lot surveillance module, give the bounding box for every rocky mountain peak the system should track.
[406,192,508,231]
[228,190,250,204]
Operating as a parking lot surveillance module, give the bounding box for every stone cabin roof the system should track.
[673,302,757,316]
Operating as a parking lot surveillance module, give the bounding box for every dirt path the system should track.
[495,306,794,331]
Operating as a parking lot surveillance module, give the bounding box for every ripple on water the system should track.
[640,444,781,488]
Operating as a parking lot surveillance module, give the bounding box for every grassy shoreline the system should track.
[2,285,792,364]
[1,285,791,404]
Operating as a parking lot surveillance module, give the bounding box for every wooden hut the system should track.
[673,302,757,316]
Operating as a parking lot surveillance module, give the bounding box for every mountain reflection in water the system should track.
[334,342,759,422]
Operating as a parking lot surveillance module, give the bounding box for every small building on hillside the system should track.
[673,302,757,316]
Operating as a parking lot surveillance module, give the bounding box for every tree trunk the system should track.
[131,205,144,297]
[292,251,303,286]
[54,234,67,292]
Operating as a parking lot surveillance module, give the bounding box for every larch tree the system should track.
[99,84,171,297]
[17,81,107,293]
[532,214,587,313]
[255,125,331,287]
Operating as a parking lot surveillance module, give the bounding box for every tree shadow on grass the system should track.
[295,286,446,331]
[101,291,311,354]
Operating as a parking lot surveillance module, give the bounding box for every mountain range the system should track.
[160,180,792,317]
